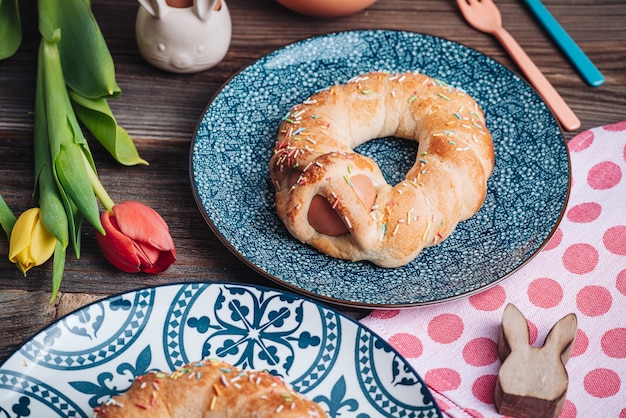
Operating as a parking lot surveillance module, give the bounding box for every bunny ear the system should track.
[194,0,218,21]
[138,0,169,18]
[543,313,577,365]
[499,303,531,361]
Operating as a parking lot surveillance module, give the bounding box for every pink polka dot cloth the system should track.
[361,121,626,418]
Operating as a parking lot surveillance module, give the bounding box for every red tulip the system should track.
[96,201,176,273]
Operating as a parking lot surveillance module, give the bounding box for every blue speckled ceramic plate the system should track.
[190,30,570,308]
[0,282,441,417]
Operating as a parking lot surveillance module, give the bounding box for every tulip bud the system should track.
[8,208,57,275]
[96,201,176,273]
[0,0,21,60]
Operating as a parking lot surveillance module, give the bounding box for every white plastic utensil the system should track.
[456,0,581,132]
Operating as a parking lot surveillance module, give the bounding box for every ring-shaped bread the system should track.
[93,358,328,417]
[270,71,495,268]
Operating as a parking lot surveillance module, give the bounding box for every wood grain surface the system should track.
[1,0,625,363]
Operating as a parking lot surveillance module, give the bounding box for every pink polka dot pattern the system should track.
[617,269,626,296]
[543,227,563,250]
[577,285,612,317]
[428,314,464,344]
[425,368,461,391]
[561,400,577,418]
[604,225,626,255]
[584,368,621,398]
[472,375,497,404]
[433,396,450,413]
[527,278,563,308]
[360,124,626,417]
[569,129,594,152]
[604,121,626,131]
[463,338,498,366]
[571,328,589,357]
[588,161,622,189]
[601,328,626,358]
[567,202,601,223]
[388,332,423,358]
[527,319,538,345]
[368,309,399,320]
[465,409,484,418]
[562,243,599,274]
[469,285,506,311]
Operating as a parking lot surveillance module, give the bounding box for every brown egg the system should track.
[166,0,193,7]
[307,174,377,236]
[276,0,378,18]
[166,0,222,10]
[308,195,348,236]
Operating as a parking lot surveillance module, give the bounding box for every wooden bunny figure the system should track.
[135,0,231,73]
[495,303,577,418]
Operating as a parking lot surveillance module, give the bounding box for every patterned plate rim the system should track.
[0,281,443,417]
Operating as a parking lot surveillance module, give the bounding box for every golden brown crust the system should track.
[92,359,328,417]
[270,71,495,267]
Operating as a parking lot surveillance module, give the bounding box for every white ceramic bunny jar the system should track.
[135,0,231,74]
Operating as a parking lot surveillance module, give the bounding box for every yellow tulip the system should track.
[8,207,56,275]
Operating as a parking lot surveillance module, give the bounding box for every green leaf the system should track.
[41,35,104,236]
[0,194,17,240]
[39,171,72,250]
[64,81,99,172]
[40,32,66,162]
[50,240,66,302]
[35,42,69,248]
[37,0,120,99]
[37,38,78,253]
[55,143,105,235]
[70,91,149,166]
[0,0,22,59]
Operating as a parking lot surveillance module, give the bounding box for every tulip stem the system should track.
[0,194,17,240]
[81,152,115,212]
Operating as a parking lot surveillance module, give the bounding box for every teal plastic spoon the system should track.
[523,0,604,87]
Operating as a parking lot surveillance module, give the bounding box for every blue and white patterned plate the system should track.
[0,282,441,417]
[190,30,570,308]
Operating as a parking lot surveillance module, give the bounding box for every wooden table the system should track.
[1,0,624,365]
